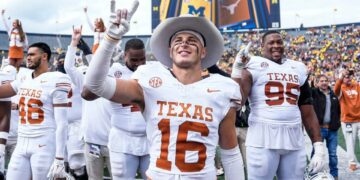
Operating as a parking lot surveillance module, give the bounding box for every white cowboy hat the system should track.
[150,14,224,69]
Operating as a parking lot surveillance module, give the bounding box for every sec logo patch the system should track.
[149,77,162,88]
[114,71,122,78]
[261,62,269,69]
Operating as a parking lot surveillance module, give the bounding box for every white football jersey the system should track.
[11,71,71,137]
[67,82,82,123]
[2,66,33,140]
[0,71,13,101]
[108,63,148,155]
[245,56,308,149]
[81,98,112,146]
[132,62,241,175]
[2,65,17,80]
[108,63,146,134]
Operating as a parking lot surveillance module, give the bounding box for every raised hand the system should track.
[71,25,82,47]
[236,42,252,65]
[231,42,252,78]
[105,0,139,41]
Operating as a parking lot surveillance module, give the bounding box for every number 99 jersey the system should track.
[132,62,241,175]
[10,71,71,137]
[245,56,308,149]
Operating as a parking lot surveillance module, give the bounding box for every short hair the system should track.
[125,39,145,52]
[317,74,328,81]
[262,30,281,42]
[29,42,51,61]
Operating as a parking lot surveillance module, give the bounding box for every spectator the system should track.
[334,68,360,172]
[311,74,341,178]
[1,9,28,71]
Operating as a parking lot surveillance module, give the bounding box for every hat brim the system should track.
[150,16,224,69]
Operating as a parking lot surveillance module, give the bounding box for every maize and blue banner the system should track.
[151,0,281,31]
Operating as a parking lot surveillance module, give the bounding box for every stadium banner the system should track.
[218,0,280,29]
[152,0,281,31]
[151,0,216,31]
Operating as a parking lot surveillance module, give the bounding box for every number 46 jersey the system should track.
[132,62,241,175]
[246,56,308,150]
[10,71,71,137]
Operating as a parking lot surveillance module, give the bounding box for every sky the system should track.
[0,0,359,36]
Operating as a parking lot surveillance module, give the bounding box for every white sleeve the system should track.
[1,14,10,36]
[64,46,85,89]
[85,54,93,64]
[84,39,117,99]
[84,11,95,31]
[220,147,245,180]
[52,90,69,159]
[10,79,20,94]
[2,65,17,78]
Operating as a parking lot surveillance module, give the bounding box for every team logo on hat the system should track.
[149,77,162,88]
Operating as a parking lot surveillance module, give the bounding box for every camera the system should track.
[348,69,354,76]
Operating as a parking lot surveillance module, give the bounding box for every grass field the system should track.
[216,128,360,180]
[337,128,360,161]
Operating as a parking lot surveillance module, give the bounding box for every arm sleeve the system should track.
[1,14,10,36]
[333,79,342,98]
[64,46,85,89]
[9,79,19,94]
[84,39,117,99]
[298,76,313,106]
[52,90,69,158]
[220,147,245,180]
[84,11,95,31]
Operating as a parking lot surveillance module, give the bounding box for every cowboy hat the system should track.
[150,14,224,69]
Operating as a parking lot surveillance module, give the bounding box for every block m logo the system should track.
[188,5,205,17]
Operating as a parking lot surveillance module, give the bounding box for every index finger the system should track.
[127,0,139,21]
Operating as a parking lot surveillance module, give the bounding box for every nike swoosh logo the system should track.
[38,144,46,148]
[207,88,221,93]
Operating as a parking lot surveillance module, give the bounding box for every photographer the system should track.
[334,68,360,172]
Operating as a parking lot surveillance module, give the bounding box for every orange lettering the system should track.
[192,105,204,120]
[178,103,191,118]
[167,102,178,117]
[205,107,213,122]
[288,74,294,83]
[294,75,299,83]
[157,101,167,116]
[30,90,36,98]
[36,90,42,99]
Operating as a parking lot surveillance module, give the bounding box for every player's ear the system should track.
[200,48,206,59]
[169,47,173,59]
[42,52,48,61]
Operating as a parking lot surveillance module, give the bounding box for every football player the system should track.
[0,72,12,179]
[56,53,87,179]
[232,30,327,180]
[84,1,245,179]
[65,27,112,180]
[0,42,72,179]
[106,38,149,179]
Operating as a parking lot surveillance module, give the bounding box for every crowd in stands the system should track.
[219,24,360,86]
